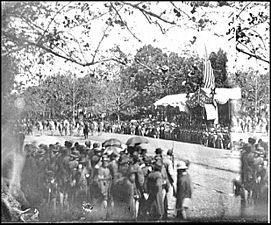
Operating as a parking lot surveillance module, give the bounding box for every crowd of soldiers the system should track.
[21,138,192,221]
[21,118,231,150]
[233,137,268,213]
[104,120,231,150]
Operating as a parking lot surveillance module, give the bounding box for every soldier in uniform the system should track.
[175,160,192,220]
[145,159,164,221]
[162,149,176,218]
[96,155,112,219]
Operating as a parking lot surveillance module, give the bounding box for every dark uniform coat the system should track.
[176,171,192,211]
[146,171,164,220]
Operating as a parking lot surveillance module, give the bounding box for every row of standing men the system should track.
[23,118,231,149]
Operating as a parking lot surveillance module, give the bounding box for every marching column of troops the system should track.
[21,139,192,221]
[22,118,231,149]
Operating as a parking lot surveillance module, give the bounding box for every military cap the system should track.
[167,149,173,156]
[248,137,256,145]
[65,140,73,148]
[155,148,163,155]
[176,160,188,170]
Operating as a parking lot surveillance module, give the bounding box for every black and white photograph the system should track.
[1,1,269,223]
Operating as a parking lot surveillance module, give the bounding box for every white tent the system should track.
[153,88,242,114]
[153,93,190,112]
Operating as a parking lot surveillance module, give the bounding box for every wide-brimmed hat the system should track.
[167,149,173,156]
[155,148,163,155]
[248,137,256,145]
[65,140,73,148]
[176,161,188,170]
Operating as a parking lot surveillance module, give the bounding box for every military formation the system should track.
[21,118,231,149]
[21,137,192,221]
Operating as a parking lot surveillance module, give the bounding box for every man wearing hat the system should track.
[129,153,145,219]
[96,155,113,219]
[257,139,268,157]
[64,140,73,155]
[108,152,119,185]
[145,159,164,221]
[163,149,176,218]
[85,140,92,149]
[248,137,257,152]
[240,143,255,197]
[175,160,192,220]
[154,148,171,219]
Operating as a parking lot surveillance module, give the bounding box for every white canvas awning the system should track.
[154,93,190,112]
[153,88,242,112]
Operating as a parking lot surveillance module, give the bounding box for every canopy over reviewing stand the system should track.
[153,93,190,112]
[153,88,242,122]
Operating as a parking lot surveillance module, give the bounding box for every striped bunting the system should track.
[203,45,215,89]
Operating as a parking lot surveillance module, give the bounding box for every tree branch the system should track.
[134,58,157,75]
[123,2,177,25]
[37,1,72,43]
[110,3,142,42]
[3,30,128,67]
[91,23,111,64]
[236,46,269,64]
[169,1,192,20]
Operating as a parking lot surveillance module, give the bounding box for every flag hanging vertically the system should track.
[203,45,215,89]
[203,45,218,124]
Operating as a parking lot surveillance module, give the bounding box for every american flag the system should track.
[203,45,215,89]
